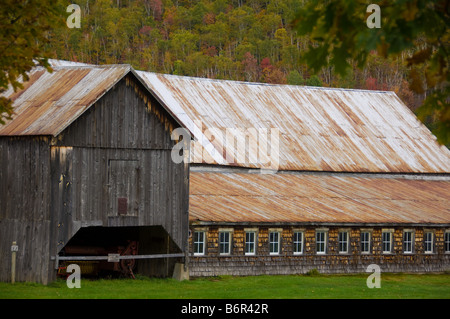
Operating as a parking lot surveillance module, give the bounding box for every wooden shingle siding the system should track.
[189,226,450,276]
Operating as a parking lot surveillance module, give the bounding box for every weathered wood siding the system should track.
[50,147,188,253]
[189,225,450,276]
[52,75,189,255]
[56,75,176,150]
[0,137,52,283]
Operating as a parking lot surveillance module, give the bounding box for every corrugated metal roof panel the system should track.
[138,72,450,173]
[0,64,130,136]
[189,171,450,224]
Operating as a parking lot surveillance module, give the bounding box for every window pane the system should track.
[316,231,326,254]
[293,232,303,254]
[361,232,370,253]
[424,232,433,253]
[445,232,450,252]
[219,232,230,254]
[382,232,391,253]
[245,232,255,254]
[338,232,348,253]
[269,232,279,254]
[403,231,413,253]
[194,231,204,255]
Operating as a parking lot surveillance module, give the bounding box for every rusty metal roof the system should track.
[189,170,450,224]
[138,72,450,174]
[0,64,131,136]
[3,64,449,173]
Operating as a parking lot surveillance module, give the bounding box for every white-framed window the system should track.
[361,231,371,254]
[403,230,414,254]
[316,230,327,254]
[269,231,280,255]
[293,231,304,255]
[445,231,450,253]
[338,231,349,253]
[219,231,231,255]
[193,231,206,255]
[382,230,393,254]
[245,231,256,255]
[424,231,434,253]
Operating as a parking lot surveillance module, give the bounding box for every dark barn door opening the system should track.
[57,226,183,279]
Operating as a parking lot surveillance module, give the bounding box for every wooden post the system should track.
[167,233,170,277]
[11,241,18,284]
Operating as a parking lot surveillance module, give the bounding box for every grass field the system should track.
[1,273,449,299]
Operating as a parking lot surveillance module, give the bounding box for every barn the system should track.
[0,63,190,284]
[2,61,449,283]
[137,73,450,276]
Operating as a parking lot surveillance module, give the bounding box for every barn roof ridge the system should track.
[139,70,396,94]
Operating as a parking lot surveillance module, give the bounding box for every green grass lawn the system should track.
[0,273,449,299]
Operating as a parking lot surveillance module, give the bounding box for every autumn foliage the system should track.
[1,0,447,145]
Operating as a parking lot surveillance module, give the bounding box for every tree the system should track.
[365,77,378,91]
[0,0,64,124]
[171,29,199,61]
[287,70,305,85]
[292,0,449,145]
[260,57,286,84]
[306,74,322,87]
[148,0,163,21]
[242,51,259,82]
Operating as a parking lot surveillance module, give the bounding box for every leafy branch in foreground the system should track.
[0,0,65,124]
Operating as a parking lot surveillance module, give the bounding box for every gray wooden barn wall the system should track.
[0,137,52,283]
[50,146,188,254]
[0,75,189,284]
[57,75,176,150]
[51,74,189,262]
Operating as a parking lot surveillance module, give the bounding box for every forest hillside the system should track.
[49,0,424,112]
